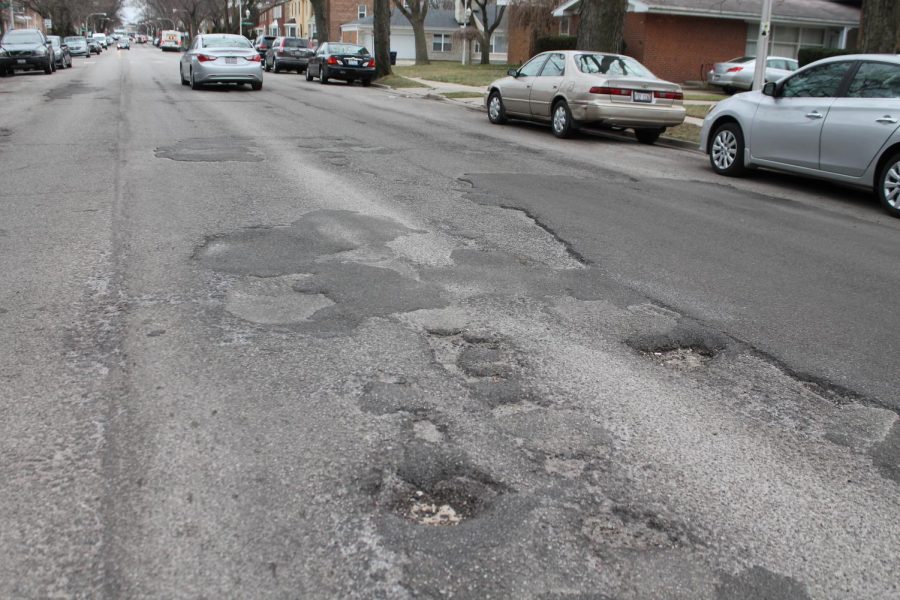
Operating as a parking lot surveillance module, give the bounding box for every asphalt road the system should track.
[0,45,898,599]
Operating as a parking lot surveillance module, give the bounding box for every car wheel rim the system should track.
[489,96,501,120]
[553,106,567,133]
[884,161,900,209]
[712,130,737,170]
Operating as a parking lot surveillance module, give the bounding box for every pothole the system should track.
[582,505,698,552]
[627,324,727,370]
[155,137,265,162]
[370,443,507,526]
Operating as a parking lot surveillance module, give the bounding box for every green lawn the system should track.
[375,74,427,88]
[662,123,702,145]
[684,91,728,102]
[441,91,485,99]
[685,105,713,119]
[394,62,512,87]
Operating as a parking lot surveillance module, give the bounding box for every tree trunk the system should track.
[480,31,490,64]
[310,0,329,43]
[411,16,429,64]
[576,0,627,53]
[373,0,392,77]
[858,0,900,53]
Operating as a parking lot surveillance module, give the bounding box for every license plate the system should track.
[633,91,652,103]
[225,57,237,64]
[349,60,359,66]
[713,74,720,81]
[17,59,25,64]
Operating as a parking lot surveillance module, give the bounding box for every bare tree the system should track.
[24,0,124,36]
[576,0,626,52]
[374,0,392,77]
[471,0,505,64]
[310,0,329,43]
[394,0,429,65]
[858,0,899,53]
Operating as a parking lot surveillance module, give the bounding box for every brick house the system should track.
[509,0,860,83]
[256,0,315,39]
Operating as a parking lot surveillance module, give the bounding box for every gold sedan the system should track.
[486,50,686,144]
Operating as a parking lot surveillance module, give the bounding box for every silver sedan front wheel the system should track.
[877,153,900,218]
[487,91,506,125]
[709,122,745,176]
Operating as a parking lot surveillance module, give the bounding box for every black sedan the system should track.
[0,29,54,75]
[305,43,375,86]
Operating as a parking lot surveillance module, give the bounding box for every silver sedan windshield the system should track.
[576,54,656,79]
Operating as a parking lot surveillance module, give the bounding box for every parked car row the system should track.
[0,29,81,75]
[708,55,799,93]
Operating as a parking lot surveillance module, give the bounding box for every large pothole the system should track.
[627,324,728,371]
[155,137,265,162]
[369,443,507,526]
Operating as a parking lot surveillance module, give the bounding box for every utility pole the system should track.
[751,0,774,91]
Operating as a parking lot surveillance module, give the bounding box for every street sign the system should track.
[241,21,254,25]
[44,18,52,29]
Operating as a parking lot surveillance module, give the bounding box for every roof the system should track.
[553,0,860,27]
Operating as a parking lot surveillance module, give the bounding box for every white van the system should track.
[91,33,108,48]
[159,30,184,52]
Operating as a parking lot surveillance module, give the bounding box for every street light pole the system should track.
[751,0,774,91]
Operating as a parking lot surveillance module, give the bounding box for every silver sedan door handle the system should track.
[806,111,824,119]
[876,116,898,124]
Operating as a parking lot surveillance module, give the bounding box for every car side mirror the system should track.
[762,81,777,97]
[507,68,518,77]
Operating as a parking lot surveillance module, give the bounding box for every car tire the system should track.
[551,100,578,138]
[320,67,328,84]
[44,58,53,74]
[709,122,746,177]
[265,60,271,72]
[180,65,188,86]
[190,69,201,90]
[362,78,371,87]
[251,81,263,91]
[876,152,900,218]
[306,68,313,82]
[487,91,507,125]
[635,128,663,145]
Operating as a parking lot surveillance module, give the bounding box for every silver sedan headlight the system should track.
[0,49,7,57]
[34,46,47,56]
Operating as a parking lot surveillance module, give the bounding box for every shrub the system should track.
[797,47,855,67]
[534,35,577,54]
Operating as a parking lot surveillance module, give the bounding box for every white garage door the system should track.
[390,34,416,60]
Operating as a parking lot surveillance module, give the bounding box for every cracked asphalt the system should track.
[1,46,899,599]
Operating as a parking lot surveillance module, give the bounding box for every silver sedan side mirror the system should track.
[507,68,518,77]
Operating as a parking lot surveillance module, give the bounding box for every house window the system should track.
[745,23,839,59]
[432,33,451,52]
[273,6,282,18]
[559,16,571,36]
[358,4,367,18]
[474,34,507,54]
[286,24,296,37]
[309,22,316,39]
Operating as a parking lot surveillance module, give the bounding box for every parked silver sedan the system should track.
[708,56,798,93]
[486,50,685,143]
[700,54,900,217]
[179,34,263,90]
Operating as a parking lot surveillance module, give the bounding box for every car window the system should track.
[2,31,43,44]
[283,38,307,48]
[328,44,368,55]
[767,59,786,70]
[787,59,798,71]
[202,36,252,49]
[517,55,547,77]
[847,62,900,99]
[576,53,655,78]
[540,53,566,77]
[726,56,755,64]
[781,61,851,98]
[272,38,283,47]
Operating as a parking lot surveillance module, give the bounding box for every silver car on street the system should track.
[486,50,685,144]
[179,34,263,90]
[700,54,900,217]
[708,55,798,93]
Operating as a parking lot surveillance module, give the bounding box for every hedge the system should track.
[534,35,577,54]
[797,47,856,67]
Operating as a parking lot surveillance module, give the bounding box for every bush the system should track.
[797,47,855,67]
[534,35,577,54]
